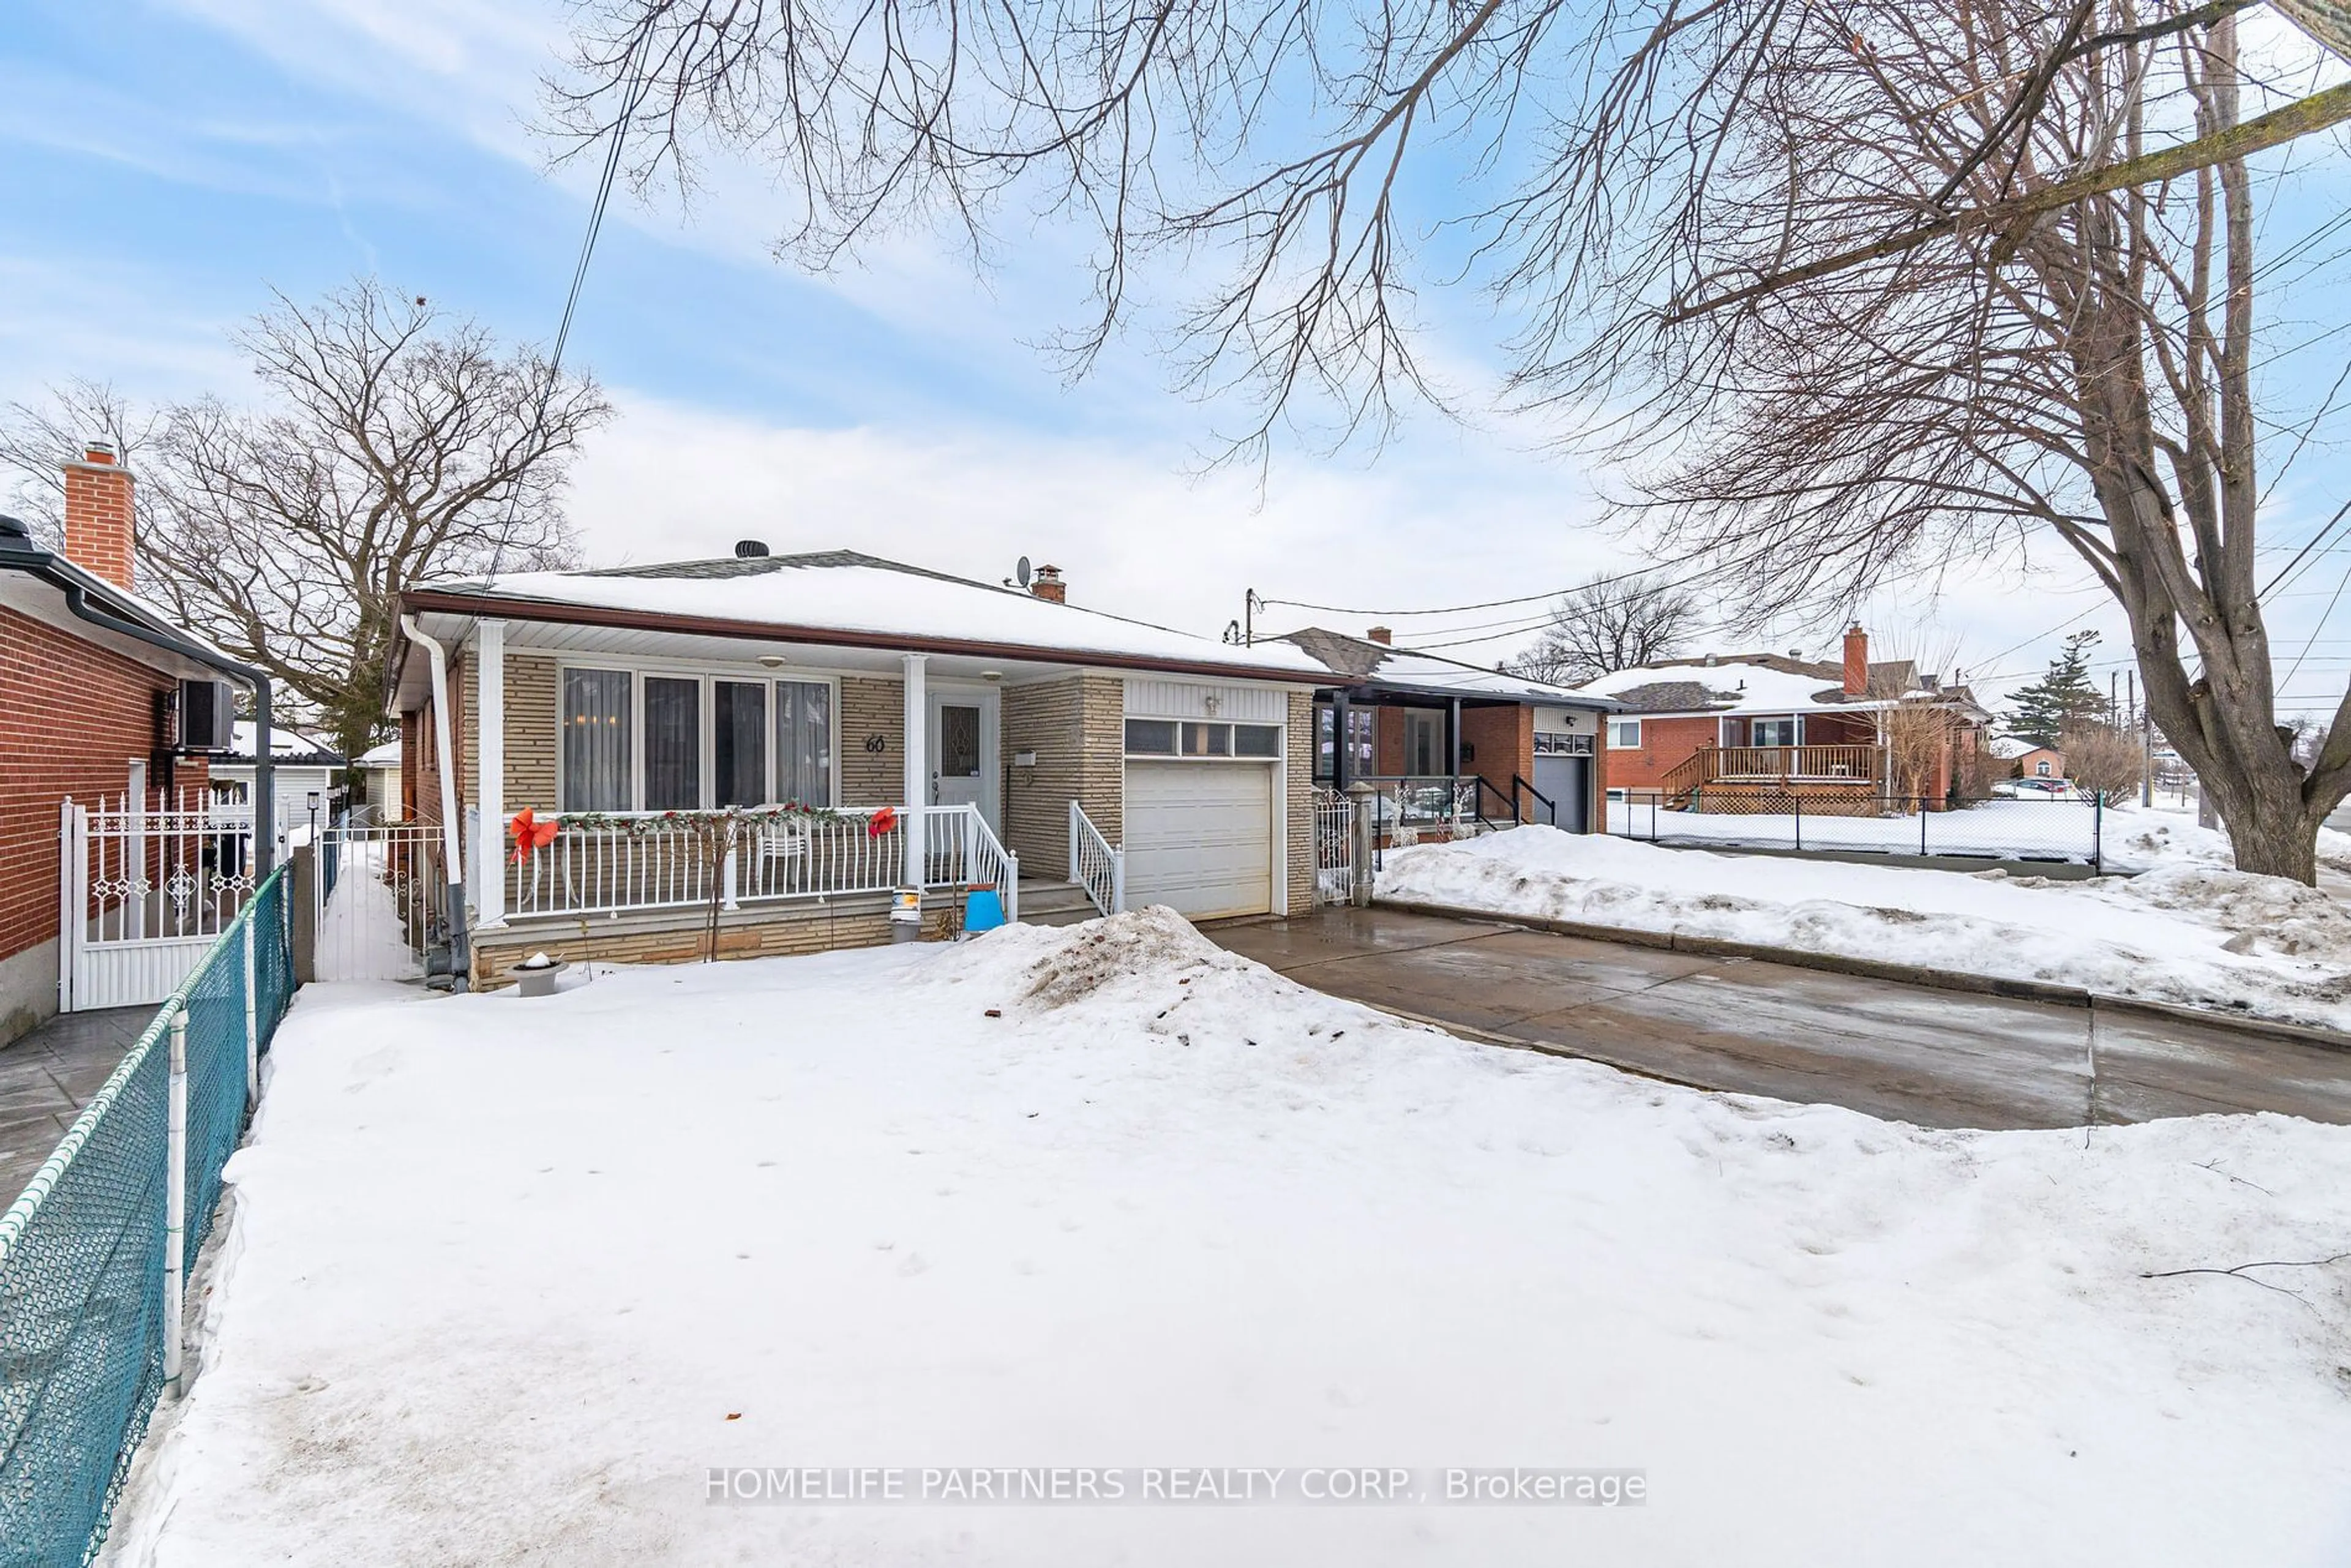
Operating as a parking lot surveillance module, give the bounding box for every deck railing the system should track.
[504,805,1017,921]
[1662,743,1885,800]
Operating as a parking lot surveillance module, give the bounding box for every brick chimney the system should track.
[63,440,135,590]
[1842,622,1869,696]
[1029,564,1066,604]
[1367,626,1392,645]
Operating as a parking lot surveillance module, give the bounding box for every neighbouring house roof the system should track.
[217,721,345,768]
[400,550,1329,685]
[357,740,401,768]
[0,519,243,682]
[1990,738,2062,760]
[1279,628,1618,708]
[1575,653,1986,719]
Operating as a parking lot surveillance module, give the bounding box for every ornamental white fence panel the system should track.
[59,792,262,1012]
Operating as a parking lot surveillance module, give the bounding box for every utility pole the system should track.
[2133,670,2152,806]
[1243,589,1256,647]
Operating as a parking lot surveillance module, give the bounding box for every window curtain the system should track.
[714,681,768,807]
[643,677,702,810]
[776,681,833,806]
[561,669,632,811]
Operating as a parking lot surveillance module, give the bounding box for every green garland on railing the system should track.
[541,803,851,834]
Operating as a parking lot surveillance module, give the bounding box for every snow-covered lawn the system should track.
[107,913,2351,1566]
[1384,828,2351,1032]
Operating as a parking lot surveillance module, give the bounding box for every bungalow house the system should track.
[1576,625,1992,812]
[392,549,1332,988]
[1279,626,1616,835]
[0,442,279,1038]
[210,722,345,841]
[1993,739,2066,780]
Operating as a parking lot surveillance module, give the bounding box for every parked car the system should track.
[1994,777,2086,801]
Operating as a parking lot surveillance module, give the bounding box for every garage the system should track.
[1123,760,1274,919]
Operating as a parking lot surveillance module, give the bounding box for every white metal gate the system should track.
[59,792,261,1011]
[1313,787,1355,907]
[313,820,446,982]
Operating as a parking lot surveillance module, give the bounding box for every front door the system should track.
[926,691,993,825]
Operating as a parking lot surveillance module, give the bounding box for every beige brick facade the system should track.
[504,653,558,809]
[471,898,953,989]
[1001,673,1124,874]
[839,675,905,808]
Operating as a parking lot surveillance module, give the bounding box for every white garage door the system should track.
[1124,762,1274,920]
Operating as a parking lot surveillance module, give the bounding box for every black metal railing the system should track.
[1608,789,2107,870]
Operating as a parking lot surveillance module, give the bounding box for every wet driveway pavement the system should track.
[0,1007,154,1206]
[1207,907,2351,1131]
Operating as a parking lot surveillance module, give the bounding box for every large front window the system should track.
[561,668,632,812]
[558,669,834,811]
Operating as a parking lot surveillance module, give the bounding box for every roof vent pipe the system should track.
[734,540,770,558]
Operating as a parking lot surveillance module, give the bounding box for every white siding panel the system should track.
[1122,678,1286,722]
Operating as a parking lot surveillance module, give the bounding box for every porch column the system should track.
[1332,691,1352,790]
[1448,697,1463,822]
[475,619,506,930]
[901,653,928,889]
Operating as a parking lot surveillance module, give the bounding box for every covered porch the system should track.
[399,613,1124,984]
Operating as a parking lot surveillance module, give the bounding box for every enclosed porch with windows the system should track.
[1311,691,1595,842]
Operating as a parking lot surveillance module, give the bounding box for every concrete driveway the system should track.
[1208,907,2351,1131]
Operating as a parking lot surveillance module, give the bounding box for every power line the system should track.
[552,22,658,373]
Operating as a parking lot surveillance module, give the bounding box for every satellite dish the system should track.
[1015,556,1032,587]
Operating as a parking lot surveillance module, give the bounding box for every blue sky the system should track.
[5,0,2350,714]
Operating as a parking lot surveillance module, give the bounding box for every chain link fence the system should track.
[1608,792,2107,868]
[0,867,293,1566]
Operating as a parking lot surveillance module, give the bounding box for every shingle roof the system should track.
[1277,627,1616,705]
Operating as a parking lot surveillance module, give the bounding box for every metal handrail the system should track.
[1068,799,1122,918]
[1512,773,1556,820]
[1471,774,1520,828]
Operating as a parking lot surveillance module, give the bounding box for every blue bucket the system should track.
[964,887,1007,932]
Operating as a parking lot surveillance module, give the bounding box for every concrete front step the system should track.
[1016,880,1103,926]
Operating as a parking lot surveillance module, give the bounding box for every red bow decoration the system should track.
[868,806,899,839]
[509,808,561,863]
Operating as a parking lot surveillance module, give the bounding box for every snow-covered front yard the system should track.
[1384,827,2351,1032]
[108,913,2351,1566]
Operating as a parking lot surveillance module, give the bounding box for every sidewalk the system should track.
[0,1007,152,1205]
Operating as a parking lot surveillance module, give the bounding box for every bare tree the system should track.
[0,282,612,763]
[0,380,162,546]
[547,3,2351,880]
[2061,721,2151,799]
[1507,572,1698,686]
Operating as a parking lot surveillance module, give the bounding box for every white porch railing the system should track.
[1068,800,1123,918]
[504,805,1018,923]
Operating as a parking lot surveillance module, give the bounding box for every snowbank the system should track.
[2101,801,2351,877]
[1379,828,2351,1030]
[105,915,2351,1566]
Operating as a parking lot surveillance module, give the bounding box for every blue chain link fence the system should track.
[0,867,294,1567]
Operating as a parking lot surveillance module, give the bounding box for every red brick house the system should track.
[0,444,276,1041]
[1576,625,1992,812]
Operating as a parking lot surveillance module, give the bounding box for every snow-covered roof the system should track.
[1280,628,1616,707]
[357,740,401,768]
[218,721,343,766]
[408,550,1329,682]
[1575,654,1954,716]
[1989,737,2059,760]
